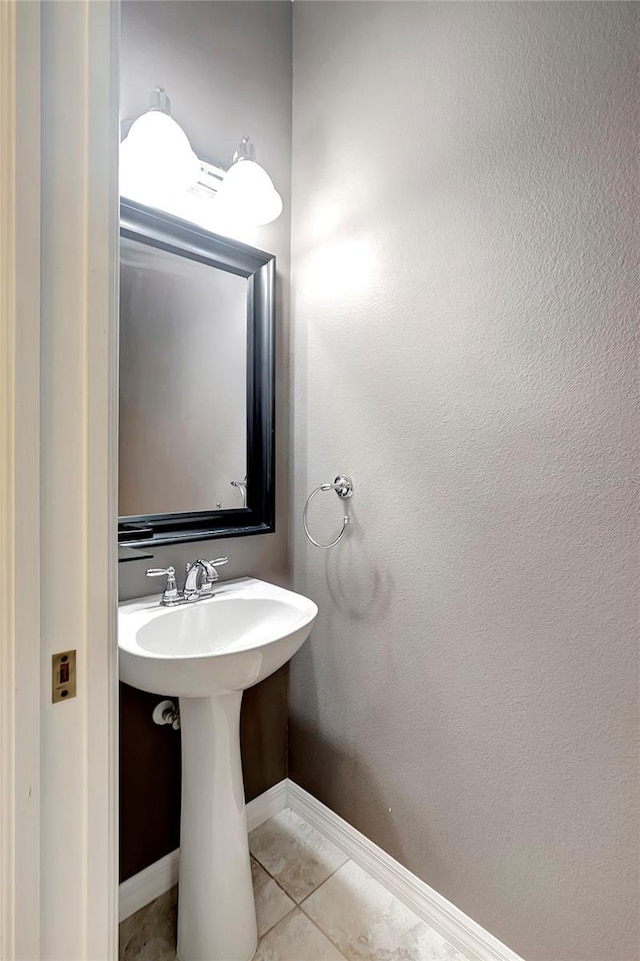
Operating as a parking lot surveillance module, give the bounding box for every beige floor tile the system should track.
[252,857,296,937]
[250,808,348,902]
[119,887,177,961]
[255,908,346,961]
[303,861,469,961]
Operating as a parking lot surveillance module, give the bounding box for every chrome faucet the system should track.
[183,561,206,600]
[230,476,247,507]
[146,558,229,606]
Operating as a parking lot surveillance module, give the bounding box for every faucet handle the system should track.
[146,566,179,605]
[196,557,229,593]
[146,566,176,579]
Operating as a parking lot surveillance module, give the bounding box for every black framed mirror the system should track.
[118,200,275,548]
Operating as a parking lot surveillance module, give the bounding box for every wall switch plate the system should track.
[52,650,76,703]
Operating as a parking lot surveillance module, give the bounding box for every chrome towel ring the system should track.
[303,474,354,549]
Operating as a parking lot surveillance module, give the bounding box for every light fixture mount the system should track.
[233,135,257,164]
[150,85,172,115]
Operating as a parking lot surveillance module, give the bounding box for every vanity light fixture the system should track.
[214,136,283,226]
[119,86,201,205]
[120,88,283,227]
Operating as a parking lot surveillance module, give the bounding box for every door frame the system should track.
[1,2,42,956]
[1,1,120,957]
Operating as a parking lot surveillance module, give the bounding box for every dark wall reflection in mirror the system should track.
[118,201,275,548]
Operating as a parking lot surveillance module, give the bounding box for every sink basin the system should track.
[119,577,318,697]
[118,577,317,961]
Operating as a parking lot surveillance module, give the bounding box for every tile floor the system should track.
[120,807,471,961]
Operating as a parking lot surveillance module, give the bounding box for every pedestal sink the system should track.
[118,577,318,961]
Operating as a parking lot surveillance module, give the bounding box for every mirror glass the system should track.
[117,200,275,549]
[119,238,248,516]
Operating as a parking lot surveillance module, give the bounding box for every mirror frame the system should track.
[118,199,275,547]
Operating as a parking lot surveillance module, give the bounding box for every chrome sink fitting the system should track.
[145,557,229,606]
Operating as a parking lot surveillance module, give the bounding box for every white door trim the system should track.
[1,2,120,958]
[79,4,121,955]
[39,1,120,956]
[0,3,42,958]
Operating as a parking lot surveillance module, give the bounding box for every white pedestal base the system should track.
[177,693,257,961]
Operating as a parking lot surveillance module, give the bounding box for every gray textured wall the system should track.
[119,0,292,880]
[289,4,639,960]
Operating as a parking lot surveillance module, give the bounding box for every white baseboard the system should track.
[246,778,288,832]
[119,848,180,923]
[286,780,523,961]
[118,780,288,922]
[119,778,523,961]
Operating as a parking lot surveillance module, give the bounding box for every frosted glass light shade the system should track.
[120,110,201,204]
[215,158,283,227]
